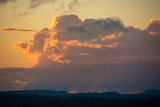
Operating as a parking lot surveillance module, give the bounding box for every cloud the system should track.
[1,14,160,93]
[14,15,127,66]
[1,28,36,33]
[53,15,125,41]
[147,18,160,36]
[78,52,92,56]
[68,0,79,12]
[13,80,30,90]
[0,0,14,4]
[0,0,55,7]
[15,14,160,66]
[28,0,55,9]
[28,0,79,11]
[0,62,160,93]
[1,0,94,16]
[5,0,81,16]
[0,68,34,91]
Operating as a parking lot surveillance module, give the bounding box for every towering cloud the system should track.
[1,15,160,93]
[15,14,160,66]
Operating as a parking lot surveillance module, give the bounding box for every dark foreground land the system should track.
[0,89,160,107]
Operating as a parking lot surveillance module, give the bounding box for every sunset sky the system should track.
[0,0,160,93]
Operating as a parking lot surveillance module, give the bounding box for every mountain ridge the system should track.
[0,89,160,99]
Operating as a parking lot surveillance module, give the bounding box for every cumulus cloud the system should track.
[14,15,127,65]
[1,14,160,93]
[53,15,125,41]
[15,14,160,66]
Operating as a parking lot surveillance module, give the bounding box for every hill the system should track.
[0,89,160,107]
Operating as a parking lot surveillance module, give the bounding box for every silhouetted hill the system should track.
[0,90,68,97]
[141,89,160,95]
[0,89,160,107]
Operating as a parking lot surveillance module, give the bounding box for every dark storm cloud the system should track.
[0,62,160,93]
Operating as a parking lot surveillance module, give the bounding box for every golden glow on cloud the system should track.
[64,40,102,49]
[149,31,159,36]
[150,18,160,25]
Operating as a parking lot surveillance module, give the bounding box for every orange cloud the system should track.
[92,33,120,41]
[64,40,102,48]
[101,34,119,40]
[149,18,160,25]
[50,54,70,63]
[105,42,118,48]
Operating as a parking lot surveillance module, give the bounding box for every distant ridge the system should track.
[0,89,160,99]
[141,89,160,95]
[0,90,68,97]
[0,89,160,107]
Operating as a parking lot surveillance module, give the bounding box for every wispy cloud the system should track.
[28,0,56,9]
[0,28,36,33]
[0,0,14,4]
[1,0,82,16]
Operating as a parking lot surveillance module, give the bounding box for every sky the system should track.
[0,0,160,93]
